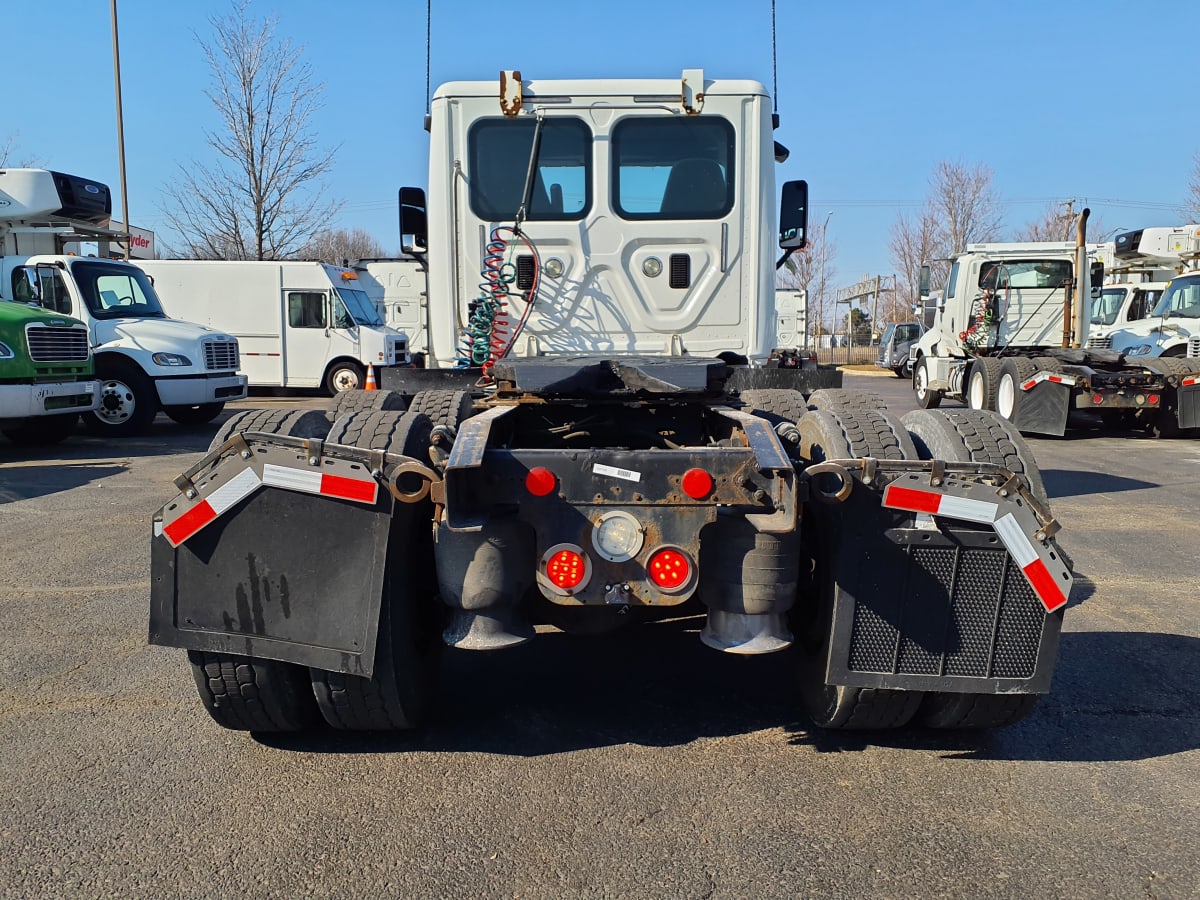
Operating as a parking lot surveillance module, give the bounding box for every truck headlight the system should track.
[152,352,192,367]
[0,342,14,360]
[1123,345,1153,356]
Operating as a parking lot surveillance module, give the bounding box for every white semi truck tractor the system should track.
[151,71,1074,737]
[910,213,1200,436]
[0,169,247,435]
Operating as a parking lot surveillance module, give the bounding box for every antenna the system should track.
[771,0,780,128]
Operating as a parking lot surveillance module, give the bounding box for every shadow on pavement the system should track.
[0,462,129,502]
[1042,468,1158,499]
[258,626,1198,764]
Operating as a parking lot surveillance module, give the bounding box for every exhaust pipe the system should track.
[1070,208,1091,349]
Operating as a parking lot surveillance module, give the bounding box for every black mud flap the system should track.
[1013,377,1071,436]
[1175,377,1200,430]
[149,437,416,678]
[811,463,1069,694]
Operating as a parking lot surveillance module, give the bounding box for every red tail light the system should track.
[546,548,587,590]
[1092,393,1104,405]
[525,467,557,497]
[1148,393,1160,405]
[681,468,714,499]
[647,547,693,592]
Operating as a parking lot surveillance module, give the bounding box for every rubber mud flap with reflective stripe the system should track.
[150,453,394,678]
[1176,376,1200,430]
[819,471,1066,695]
[1013,375,1071,437]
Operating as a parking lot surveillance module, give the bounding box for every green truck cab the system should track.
[0,300,97,445]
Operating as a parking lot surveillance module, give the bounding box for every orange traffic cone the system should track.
[364,364,378,391]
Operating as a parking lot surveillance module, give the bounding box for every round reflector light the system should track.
[681,468,714,499]
[647,547,693,592]
[1092,393,1103,405]
[592,511,644,562]
[1147,393,1159,405]
[526,467,557,497]
[546,548,587,590]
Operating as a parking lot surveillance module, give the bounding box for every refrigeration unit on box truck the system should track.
[139,260,411,394]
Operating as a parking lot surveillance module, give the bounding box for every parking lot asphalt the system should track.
[0,377,1197,898]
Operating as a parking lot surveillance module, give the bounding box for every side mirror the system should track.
[918,264,931,298]
[778,180,808,250]
[399,186,428,254]
[1090,261,1105,298]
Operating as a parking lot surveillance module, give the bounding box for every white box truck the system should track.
[139,260,410,393]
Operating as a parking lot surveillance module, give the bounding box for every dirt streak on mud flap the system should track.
[804,457,1071,695]
[149,431,440,678]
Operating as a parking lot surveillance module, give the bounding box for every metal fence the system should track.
[815,343,879,367]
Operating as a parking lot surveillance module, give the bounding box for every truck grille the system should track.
[204,339,239,371]
[1087,335,1112,349]
[1189,336,1200,359]
[25,324,90,362]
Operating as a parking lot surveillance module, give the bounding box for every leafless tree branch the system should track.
[160,0,342,260]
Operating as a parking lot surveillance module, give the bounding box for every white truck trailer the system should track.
[0,169,247,435]
[151,71,1074,737]
[911,217,1200,436]
[138,260,410,394]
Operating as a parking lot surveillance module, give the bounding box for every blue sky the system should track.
[7,0,1196,285]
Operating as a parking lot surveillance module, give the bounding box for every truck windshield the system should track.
[70,260,167,320]
[335,287,384,327]
[979,260,1072,290]
[1091,287,1128,326]
[1151,276,1200,319]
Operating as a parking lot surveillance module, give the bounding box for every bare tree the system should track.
[1186,152,1200,221]
[162,2,339,260]
[888,160,1001,318]
[777,221,837,338]
[928,160,1003,253]
[0,134,37,167]
[889,208,942,316]
[296,227,388,265]
[1015,201,1106,243]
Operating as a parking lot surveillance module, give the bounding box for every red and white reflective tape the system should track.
[162,467,262,548]
[882,484,998,524]
[161,463,379,548]
[1183,376,1198,388]
[882,482,1069,613]
[1020,371,1078,392]
[993,513,1068,612]
[261,463,378,504]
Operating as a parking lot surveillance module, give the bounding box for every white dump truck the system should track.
[151,71,1074,738]
[139,259,410,394]
[911,217,1200,436]
[0,169,247,435]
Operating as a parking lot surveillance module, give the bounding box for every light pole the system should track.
[110,0,131,260]
[818,210,832,351]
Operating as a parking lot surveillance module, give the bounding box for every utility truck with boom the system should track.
[0,169,248,435]
[151,71,1075,737]
[911,215,1200,436]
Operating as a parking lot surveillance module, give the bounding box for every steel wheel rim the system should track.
[97,379,135,424]
[968,372,984,409]
[997,374,1016,420]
